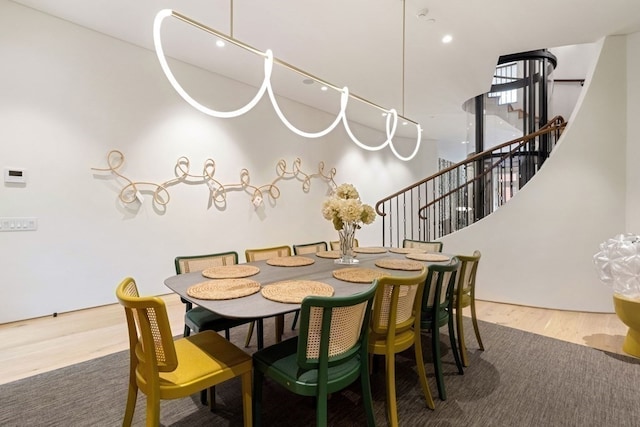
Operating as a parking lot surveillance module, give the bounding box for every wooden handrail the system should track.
[375,116,566,217]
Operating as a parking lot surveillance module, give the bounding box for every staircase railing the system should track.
[375,116,567,247]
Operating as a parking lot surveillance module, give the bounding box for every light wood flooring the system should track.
[0,294,631,386]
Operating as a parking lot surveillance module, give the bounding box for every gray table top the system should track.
[164,249,449,319]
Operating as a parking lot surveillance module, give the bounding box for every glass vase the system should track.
[335,221,359,264]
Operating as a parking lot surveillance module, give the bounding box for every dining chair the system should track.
[420,258,463,401]
[175,251,253,340]
[253,284,377,427]
[115,277,252,427]
[368,267,434,427]
[290,241,329,330]
[402,238,443,252]
[244,245,292,348]
[330,238,359,250]
[454,250,484,367]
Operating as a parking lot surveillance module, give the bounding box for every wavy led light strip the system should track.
[91,150,337,210]
[153,9,422,161]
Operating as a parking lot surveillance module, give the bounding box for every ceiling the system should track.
[9,0,640,155]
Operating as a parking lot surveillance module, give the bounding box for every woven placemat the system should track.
[187,278,261,300]
[201,264,260,279]
[261,280,334,303]
[375,258,425,271]
[266,256,315,267]
[332,267,385,283]
[353,247,388,254]
[406,253,451,262]
[389,247,427,254]
[316,250,341,259]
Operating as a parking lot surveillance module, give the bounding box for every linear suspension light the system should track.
[153,9,422,161]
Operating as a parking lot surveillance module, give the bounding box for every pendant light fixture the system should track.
[153,7,422,161]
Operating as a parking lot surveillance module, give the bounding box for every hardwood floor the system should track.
[0,293,630,386]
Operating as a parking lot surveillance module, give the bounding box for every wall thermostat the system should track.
[4,168,27,184]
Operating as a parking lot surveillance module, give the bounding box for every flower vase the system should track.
[335,221,359,264]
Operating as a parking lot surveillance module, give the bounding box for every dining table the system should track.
[164,247,454,349]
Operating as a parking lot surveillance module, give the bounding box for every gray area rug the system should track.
[1,317,639,426]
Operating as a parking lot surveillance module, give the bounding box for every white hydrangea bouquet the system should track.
[322,183,376,264]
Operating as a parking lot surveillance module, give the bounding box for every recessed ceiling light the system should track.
[216,40,225,47]
[402,121,408,126]
[320,86,328,91]
[442,34,453,44]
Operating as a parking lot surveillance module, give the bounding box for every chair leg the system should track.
[240,371,252,427]
[384,353,399,427]
[360,356,376,426]
[253,368,263,427]
[432,327,446,400]
[291,310,300,330]
[183,324,191,337]
[145,391,161,427]
[413,332,435,410]
[275,315,284,343]
[123,382,138,427]
[245,321,255,348]
[207,387,217,412]
[224,328,230,340]
[448,316,464,375]
[456,304,469,367]
[316,385,328,427]
[470,295,485,351]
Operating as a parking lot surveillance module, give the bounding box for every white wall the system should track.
[0,2,436,323]
[442,36,630,312]
[626,32,640,233]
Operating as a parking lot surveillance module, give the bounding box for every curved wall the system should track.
[441,36,629,312]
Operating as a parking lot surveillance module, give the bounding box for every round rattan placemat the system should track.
[406,253,451,262]
[353,247,388,254]
[316,250,341,259]
[266,256,315,267]
[375,258,425,271]
[201,264,260,279]
[388,247,427,254]
[187,278,261,300]
[261,280,334,303]
[332,267,385,283]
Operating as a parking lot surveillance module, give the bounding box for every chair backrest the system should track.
[293,241,328,255]
[174,251,238,274]
[296,284,377,371]
[370,268,428,339]
[116,277,178,373]
[422,258,460,322]
[330,239,359,250]
[454,250,481,296]
[245,245,291,262]
[403,239,443,253]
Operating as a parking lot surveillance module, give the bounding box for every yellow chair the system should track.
[116,277,252,427]
[293,241,328,255]
[244,245,292,348]
[403,239,443,252]
[330,239,359,250]
[368,268,434,427]
[453,250,484,366]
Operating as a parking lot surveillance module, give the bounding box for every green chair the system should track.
[290,241,329,330]
[420,258,463,401]
[253,285,377,427]
[403,239,443,252]
[175,252,255,407]
[175,252,253,339]
[244,245,292,348]
[454,250,484,367]
[368,268,434,427]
